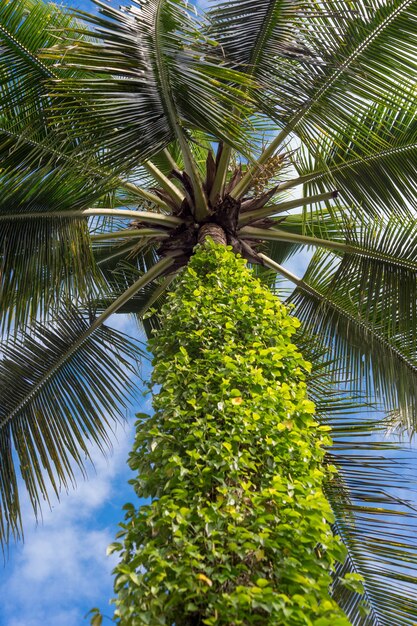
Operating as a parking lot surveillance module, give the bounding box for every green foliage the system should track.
[87,608,103,626]
[112,241,355,625]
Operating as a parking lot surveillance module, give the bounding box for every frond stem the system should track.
[239,191,337,225]
[143,160,184,206]
[116,179,173,211]
[241,227,346,252]
[96,242,139,266]
[209,143,232,205]
[243,227,417,271]
[136,273,176,318]
[91,229,169,241]
[163,148,180,171]
[0,208,182,228]
[153,0,208,220]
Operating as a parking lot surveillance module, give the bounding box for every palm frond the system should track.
[44,0,254,172]
[0,0,99,176]
[288,0,417,136]
[268,209,417,285]
[296,332,417,624]
[293,100,417,219]
[89,240,180,341]
[0,165,112,332]
[0,0,168,212]
[328,414,417,626]
[282,249,417,432]
[0,308,142,547]
[320,215,417,341]
[238,0,417,217]
[206,0,316,115]
[331,548,374,625]
[150,133,214,178]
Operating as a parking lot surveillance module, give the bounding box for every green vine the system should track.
[111,241,356,625]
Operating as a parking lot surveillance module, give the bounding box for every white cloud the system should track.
[0,421,136,626]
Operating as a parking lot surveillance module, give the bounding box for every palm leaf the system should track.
[284,249,417,432]
[328,414,417,625]
[149,133,214,179]
[44,0,254,172]
[277,0,417,219]
[297,333,417,624]
[91,241,180,337]
[293,101,417,219]
[259,240,305,283]
[206,0,316,115]
[0,0,159,208]
[0,165,113,332]
[287,0,417,135]
[267,211,417,335]
[0,0,97,175]
[0,308,143,547]
[236,0,417,216]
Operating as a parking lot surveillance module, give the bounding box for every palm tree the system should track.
[2,0,417,621]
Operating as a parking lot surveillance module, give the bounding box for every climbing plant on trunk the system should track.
[111,241,356,625]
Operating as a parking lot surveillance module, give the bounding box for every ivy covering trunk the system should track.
[112,242,353,625]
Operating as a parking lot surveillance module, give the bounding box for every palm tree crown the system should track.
[2,0,417,622]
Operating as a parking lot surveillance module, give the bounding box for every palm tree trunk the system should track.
[198,223,227,246]
[112,242,351,625]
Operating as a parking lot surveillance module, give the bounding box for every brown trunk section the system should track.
[198,223,227,246]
